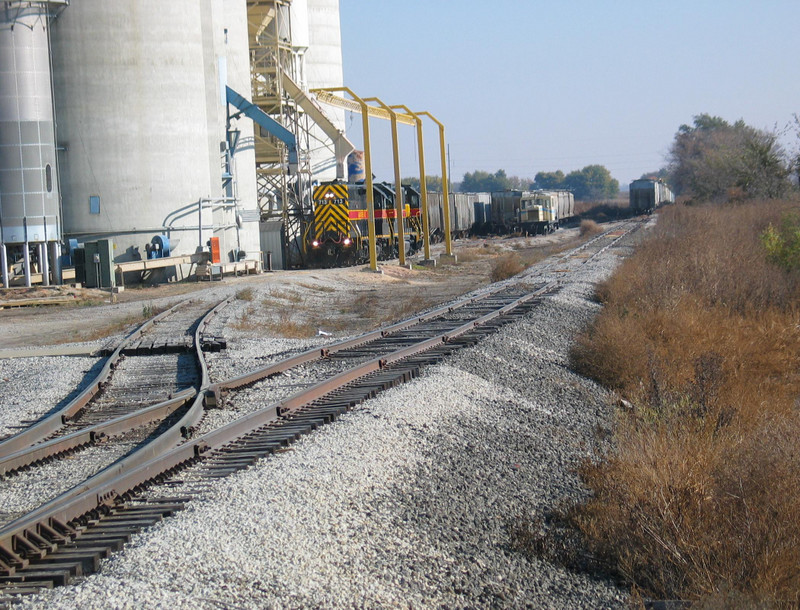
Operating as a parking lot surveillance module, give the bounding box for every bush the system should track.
[579,219,602,236]
[761,211,800,270]
[490,253,524,282]
[569,200,800,603]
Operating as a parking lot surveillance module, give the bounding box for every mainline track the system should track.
[0,220,643,601]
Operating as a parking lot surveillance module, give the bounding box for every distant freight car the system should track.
[629,179,674,214]
[426,192,477,240]
[519,190,574,233]
[486,190,575,234]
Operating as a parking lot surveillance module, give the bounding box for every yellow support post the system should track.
[309,86,378,272]
[416,111,452,257]
[364,97,405,267]
[390,105,432,263]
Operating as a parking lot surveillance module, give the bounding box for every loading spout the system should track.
[281,71,354,180]
[225,86,298,169]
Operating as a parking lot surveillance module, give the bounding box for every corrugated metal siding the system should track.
[259,220,285,269]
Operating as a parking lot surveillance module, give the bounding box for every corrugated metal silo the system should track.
[0,1,65,287]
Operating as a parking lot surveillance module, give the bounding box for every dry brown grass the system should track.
[490,253,525,282]
[235,287,255,301]
[297,282,337,293]
[569,201,800,603]
[579,219,602,236]
[455,246,494,262]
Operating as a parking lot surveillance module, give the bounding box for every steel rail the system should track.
[210,273,543,397]
[0,222,645,574]
[0,298,232,573]
[0,388,197,477]
[0,302,185,459]
[0,285,553,573]
[212,220,644,397]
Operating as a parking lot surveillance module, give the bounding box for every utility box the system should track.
[209,236,221,264]
[72,247,86,285]
[83,239,116,288]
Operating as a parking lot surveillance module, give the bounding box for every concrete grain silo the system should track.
[305,0,346,182]
[0,1,65,287]
[1,0,347,283]
[49,0,259,277]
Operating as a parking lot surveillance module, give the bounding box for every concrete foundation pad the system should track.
[438,254,458,264]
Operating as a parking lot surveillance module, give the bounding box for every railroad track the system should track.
[0,297,235,535]
[0,219,643,603]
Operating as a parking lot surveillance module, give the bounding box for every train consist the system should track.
[304,178,674,267]
[303,181,579,266]
[629,178,675,213]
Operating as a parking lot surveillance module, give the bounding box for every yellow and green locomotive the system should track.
[304,181,423,266]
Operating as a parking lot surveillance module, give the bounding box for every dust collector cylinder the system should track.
[0,2,62,246]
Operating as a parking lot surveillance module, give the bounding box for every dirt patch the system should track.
[0,227,591,348]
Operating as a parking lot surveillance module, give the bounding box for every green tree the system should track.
[402,175,442,192]
[668,113,790,201]
[533,170,565,189]
[640,168,669,180]
[791,113,800,188]
[508,175,535,190]
[460,169,513,192]
[564,165,619,200]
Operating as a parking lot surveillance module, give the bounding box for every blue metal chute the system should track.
[225,86,298,166]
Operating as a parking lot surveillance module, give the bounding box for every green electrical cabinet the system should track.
[83,239,116,289]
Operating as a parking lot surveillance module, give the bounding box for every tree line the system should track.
[403,112,800,205]
[403,166,621,201]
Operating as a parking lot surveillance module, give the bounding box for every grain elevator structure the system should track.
[0,0,349,286]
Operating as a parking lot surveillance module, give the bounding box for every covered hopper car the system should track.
[629,178,674,214]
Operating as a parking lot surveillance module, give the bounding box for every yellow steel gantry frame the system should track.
[389,104,432,262]
[415,111,452,257]
[310,87,379,271]
[363,97,405,266]
[310,89,452,264]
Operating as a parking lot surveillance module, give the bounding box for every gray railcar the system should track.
[425,192,476,240]
[629,179,674,214]
[489,191,528,230]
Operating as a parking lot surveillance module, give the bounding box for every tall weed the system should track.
[569,200,800,603]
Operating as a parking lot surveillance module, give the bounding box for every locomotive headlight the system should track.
[343,237,352,246]
[312,240,320,248]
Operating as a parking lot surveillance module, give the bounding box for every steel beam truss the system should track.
[247,0,312,267]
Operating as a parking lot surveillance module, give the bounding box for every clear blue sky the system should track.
[338,0,800,188]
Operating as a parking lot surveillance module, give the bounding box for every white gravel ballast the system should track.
[18,248,630,608]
